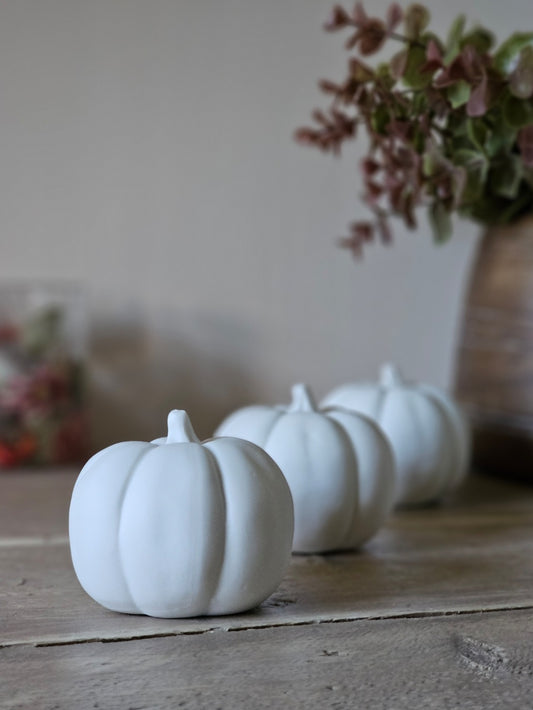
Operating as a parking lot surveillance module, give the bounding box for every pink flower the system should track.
[0,432,37,468]
[0,323,19,344]
[0,364,71,417]
[52,412,89,464]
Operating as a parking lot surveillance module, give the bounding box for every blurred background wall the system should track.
[0,0,527,448]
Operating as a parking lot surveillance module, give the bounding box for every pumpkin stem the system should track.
[288,383,318,413]
[166,410,201,444]
[380,363,406,388]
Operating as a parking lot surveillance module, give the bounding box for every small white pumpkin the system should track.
[321,364,470,506]
[69,410,294,618]
[216,384,395,554]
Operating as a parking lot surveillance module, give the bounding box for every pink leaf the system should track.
[324,5,351,31]
[386,3,403,31]
[345,31,361,50]
[377,216,393,244]
[390,49,408,79]
[461,46,486,82]
[348,57,375,81]
[467,74,489,117]
[365,181,384,204]
[311,109,328,126]
[387,120,412,141]
[293,128,315,145]
[361,157,380,176]
[427,39,442,63]
[349,220,375,242]
[420,40,443,74]
[519,125,533,167]
[358,20,387,55]
[318,79,342,94]
[352,2,367,25]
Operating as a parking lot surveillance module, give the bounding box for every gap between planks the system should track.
[0,535,69,548]
[4,603,533,651]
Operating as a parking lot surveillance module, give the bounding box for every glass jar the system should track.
[0,281,89,468]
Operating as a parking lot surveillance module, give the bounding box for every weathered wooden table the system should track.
[1,469,533,709]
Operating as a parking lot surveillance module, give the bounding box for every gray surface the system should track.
[2,471,533,708]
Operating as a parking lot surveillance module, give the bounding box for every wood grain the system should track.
[0,469,76,539]
[1,610,533,710]
[1,467,532,540]
[2,469,533,708]
[455,216,533,479]
[2,489,533,646]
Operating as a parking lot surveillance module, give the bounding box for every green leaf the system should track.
[444,14,466,65]
[21,307,63,358]
[413,128,426,154]
[422,150,442,178]
[466,118,489,153]
[523,166,533,189]
[447,80,471,108]
[489,155,523,199]
[447,112,469,137]
[494,32,533,75]
[412,91,429,116]
[350,59,375,83]
[371,104,390,135]
[485,127,517,157]
[403,46,432,89]
[510,46,533,99]
[503,95,533,127]
[453,149,489,202]
[483,107,518,156]
[451,135,475,152]
[376,62,396,90]
[454,148,486,165]
[429,201,452,243]
[459,194,500,224]
[404,4,430,40]
[460,27,495,54]
[497,186,533,223]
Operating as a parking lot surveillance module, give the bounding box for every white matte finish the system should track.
[69,410,294,618]
[216,384,395,554]
[322,364,471,506]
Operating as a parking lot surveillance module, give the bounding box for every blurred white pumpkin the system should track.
[216,384,395,554]
[321,364,470,506]
[69,410,294,618]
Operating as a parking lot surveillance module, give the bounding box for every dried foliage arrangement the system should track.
[0,306,87,467]
[295,3,533,255]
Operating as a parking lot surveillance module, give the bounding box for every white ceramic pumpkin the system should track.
[215,384,395,554]
[69,410,294,618]
[321,364,471,506]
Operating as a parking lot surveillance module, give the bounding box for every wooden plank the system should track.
[2,470,533,647]
[0,469,76,539]
[2,502,533,646]
[1,609,533,709]
[0,468,532,541]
